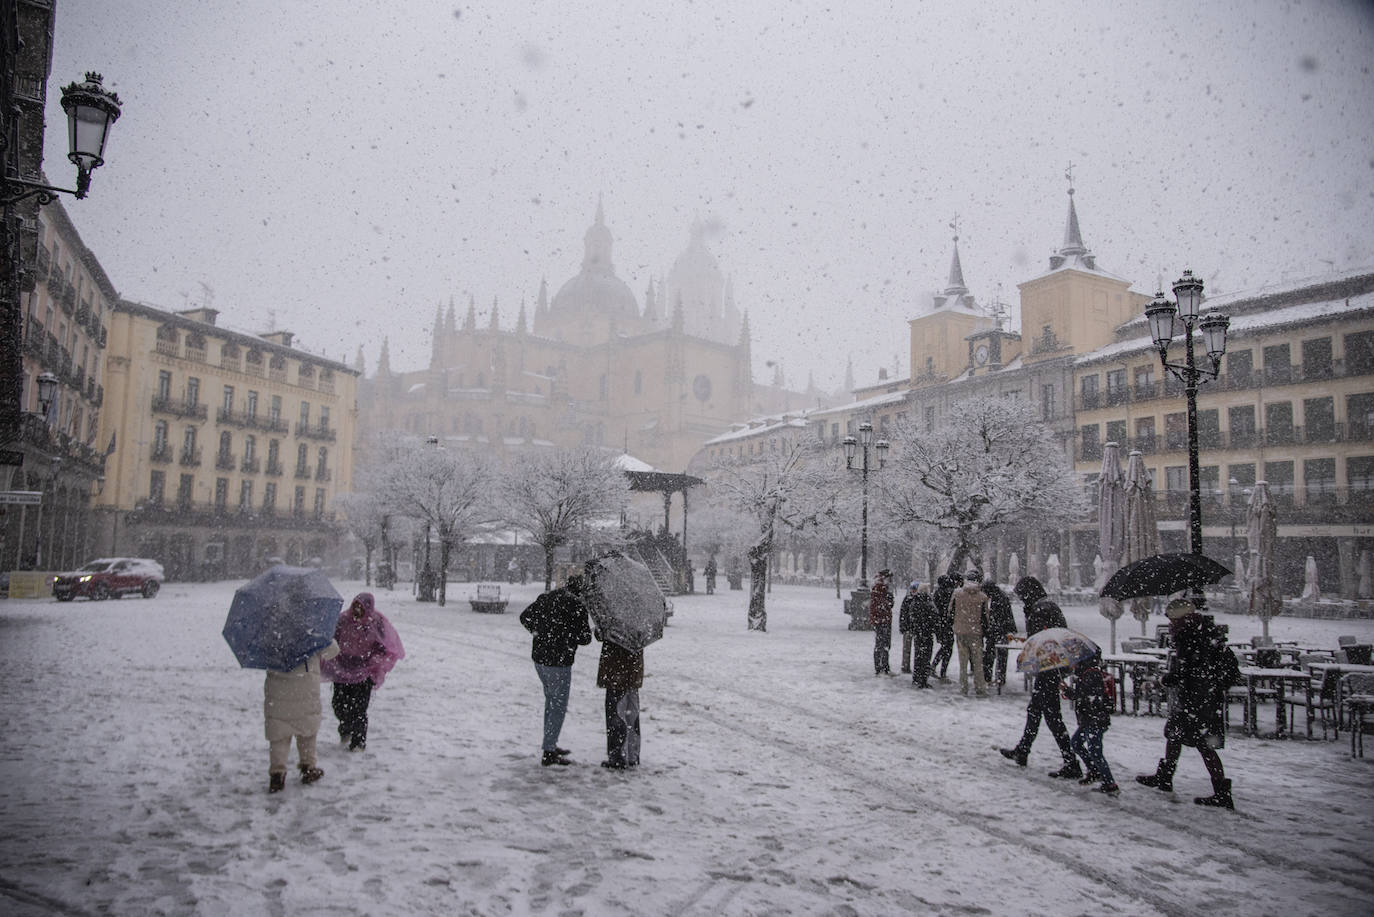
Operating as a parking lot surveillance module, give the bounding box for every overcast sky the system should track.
[44,0,1374,392]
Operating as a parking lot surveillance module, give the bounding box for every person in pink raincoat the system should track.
[321,593,405,751]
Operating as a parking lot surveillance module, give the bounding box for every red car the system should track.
[53,558,164,601]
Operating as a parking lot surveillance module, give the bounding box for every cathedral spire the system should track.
[516,298,528,335]
[944,219,968,297]
[537,277,548,317]
[1048,164,1097,271]
[489,296,501,332]
[354,345,366,376]
[671,291,685,332]
[377,337,392,377]
[642,279,658,323]
[844,355,855,393]
[463,295,477,332]
[445,296,457,334]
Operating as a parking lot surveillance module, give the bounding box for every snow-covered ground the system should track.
[1,579,1371,916]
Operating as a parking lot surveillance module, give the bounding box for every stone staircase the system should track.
[632,545,676,596]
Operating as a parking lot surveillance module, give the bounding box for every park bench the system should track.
[469,583,509,614]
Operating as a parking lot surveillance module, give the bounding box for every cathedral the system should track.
[357,202,812,471]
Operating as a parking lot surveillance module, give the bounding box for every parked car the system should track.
[52,558,164,601]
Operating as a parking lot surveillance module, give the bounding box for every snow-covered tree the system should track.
[881,395,1087,576]
[498,448,631,590]
[332,491,387,586]
[706,441,832,631]
[380,439,493,605]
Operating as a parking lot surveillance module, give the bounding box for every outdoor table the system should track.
[1307,663,1374,728]
[1102,652,1165,715]
[1238,666,1312,738]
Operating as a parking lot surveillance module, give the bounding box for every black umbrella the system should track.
[1099,552,1232,601]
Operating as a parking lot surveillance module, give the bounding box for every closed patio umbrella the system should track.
[1097,442,1127,651]
[1122,450,1160,637]
[1246,481,1281,639]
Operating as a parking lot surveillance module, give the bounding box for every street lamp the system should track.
[1145,270,1230,601]
[842,421,890,585]
[2,73,123,206]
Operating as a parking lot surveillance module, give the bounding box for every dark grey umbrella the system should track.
[1099,552,1232,601]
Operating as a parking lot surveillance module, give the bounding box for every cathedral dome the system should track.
[549,200,639,321]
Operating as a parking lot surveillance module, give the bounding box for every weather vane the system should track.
[948,212,960,242]
[1065,161,1076,194]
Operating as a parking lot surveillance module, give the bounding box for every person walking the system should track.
[1135,598,1240,809]
[950,571,989,697]
[931,573,959,683]
[519,575,593,766]
[898,580,920,674]
[263,639,339,793]
[598,634,644,770]
[1064,650,1118,795]
[704,557,717,595]
[981,579,1017,686]
[869,569,895,675]
[999,576,1080,777]
[906,583,938,688]
[322,592,405,753]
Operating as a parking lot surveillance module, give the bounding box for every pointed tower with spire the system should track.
[906,215,995,387]
[463,295,477,333]
[430,303,445,367]
[515,298,528,335]
[1015,164,1148,364]
[376,337,392,377]
[445,296,457,335]
[733,309,753,403]
[353,345,366,376]
[642,279,659,324]
[489,297,501,332]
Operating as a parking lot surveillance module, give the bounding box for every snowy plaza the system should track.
[1,579,1371,916]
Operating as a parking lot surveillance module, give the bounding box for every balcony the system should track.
[155,339,179,358]
[252,414,290,434]
[151,395,208,421]
[1079,391,1100,411]
[265,461,284,477]
[61,286,76,314]
[294,465,313,480]
[185,343,207,363]
[315,467,332,482]
[241,457,261,474]
[1264,365,1294,385]
[179,447,203,467]
[295,421,337,442]
[215,452,237,471]
[150,444,173,464]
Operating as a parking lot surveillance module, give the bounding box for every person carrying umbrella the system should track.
[999,576,1079,778]
[264,639,339,793]
[869,569,895,675]
[1135,598,1240,809]
[519,575,593,766]
[322,593,405,753]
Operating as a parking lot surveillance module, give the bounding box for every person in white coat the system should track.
[264,640,339,793]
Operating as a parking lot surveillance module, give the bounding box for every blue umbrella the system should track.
[222,565,343,671]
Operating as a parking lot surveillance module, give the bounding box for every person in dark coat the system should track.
[1136,599,1239,809]
[930,573,959,682]
[1064,650,1117,795]
[981,580,1017,685]
[519,575,593,766]
[898,581,919,674]
[597,636,645,769]
[903,583,938,687]
[869,570,895,675]
[704,557,717,594]
[999,576,1080,777]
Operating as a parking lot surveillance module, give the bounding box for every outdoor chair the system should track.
[1342,673,1374,758]
[1286,664,1340,740]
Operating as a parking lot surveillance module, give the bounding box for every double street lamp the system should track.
[1145,270,1231,585]
[843,421,889,585]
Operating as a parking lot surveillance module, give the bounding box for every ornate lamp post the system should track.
[842,421,890,585]
[1145,270,1230,602]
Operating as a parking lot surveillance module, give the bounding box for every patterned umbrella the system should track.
[1016,627,1100,675]
[1246,482,1280,639]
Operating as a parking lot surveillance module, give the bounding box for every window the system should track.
[1303,397,1336,442]
[1196,409,1220,448]
[246,390,258,419]
[831,422,839,442]
[1041,384,1056,420]
[299,401,310,427]
[222,385,234,414]
[1228,463,1255,488]
[149,470,165,505]
[177,473,194,507]
[239,479,254,510]
[182,426,197,455]
[1165,412,1187,450]
[1264,460,1295,499]
[1263,343,1291,383]
[186,377,200,406]
[1265,402,1294,443]
[1106,420,1127,446]
[215,478,229,510]
[296,443,309,473]
[314,488,326,516]
[1302,337,1333,380]
[1199,465,1220,496]
[1165,466,1187,493]
[1226,349,1253,385]
[244,435,256,464]
[1080,424,1101,460]
[267,439,280,470]
[1105,369,1127,405]
[1134,417,1156,452]
[1133,365,1155,395]
[294,486,306,514]
[1080,374,1100,409]
[270,395,282,422]
[1348,456,1374,490]
[878,414,890,435]
[153,420,169,454]
[316,447,328,477]
[1228,405,1256,447]
[1349,393,1374,439]
[1304,458,1336,501]
[157,370,172,401]
[1345,331,1374,376]
[264,482,277,511]
[319,405,330,432]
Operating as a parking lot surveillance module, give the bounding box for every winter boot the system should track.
[1078,773,1101,786]
[999,747,1028,767]
[1194,778,1234,809]
[1048,761,1083,779]
[299,764,324,785]
[1135,759,1175,793]
[542,750,572,766]
[1098,782,1121,797]
[268,772,286,794]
